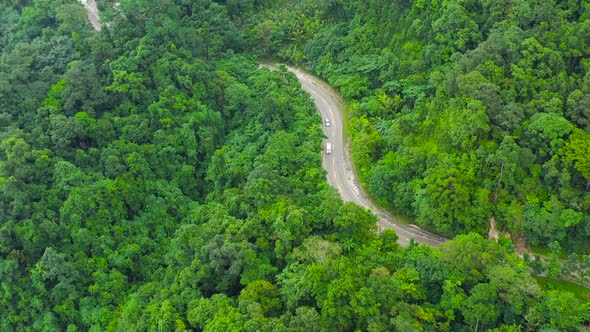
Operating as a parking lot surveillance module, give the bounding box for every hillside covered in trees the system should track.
[244,0,590,253]
[0,0,588,331]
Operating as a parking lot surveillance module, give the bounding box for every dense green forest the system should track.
[0,0,588,331]
[244,0,590,253]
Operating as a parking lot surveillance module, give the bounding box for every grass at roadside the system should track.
[530,245,569,259]
[535,276,590,301]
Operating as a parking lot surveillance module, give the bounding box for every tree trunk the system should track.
[493,162,504,203]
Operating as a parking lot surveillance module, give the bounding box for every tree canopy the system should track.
[0,0,588,330]
[244,0,590,253]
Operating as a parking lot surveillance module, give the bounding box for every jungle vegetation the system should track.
[0,0,588,330]
[245,0,590,253]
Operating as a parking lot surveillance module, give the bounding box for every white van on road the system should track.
[326,142,332,154]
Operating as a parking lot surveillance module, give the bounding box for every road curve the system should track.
[80,0,447,247]
[286,67,448,247]
[77,0,447,248]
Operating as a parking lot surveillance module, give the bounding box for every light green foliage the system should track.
[561,129,590,187]
[105,70,146,103]
[350,116,384,181]
[187,294,245,331]
[530,290,588,331]
[439,233,510,284]
[1,0,588,331]
[43,80,68,109]
[525,113,574,160]
[332,202,377,246]
[247,0,590,253]
[462,283,499,331]
[432,2,482,54]
[239,280,282,317]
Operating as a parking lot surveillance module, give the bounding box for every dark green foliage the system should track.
[246,0,590,253]
[0,0,588,331]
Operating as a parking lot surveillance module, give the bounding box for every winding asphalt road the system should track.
[80,0,446,247]
[287,67,448,247]
[80,3,588,288]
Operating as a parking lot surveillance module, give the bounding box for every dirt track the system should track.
[80,0,101,31]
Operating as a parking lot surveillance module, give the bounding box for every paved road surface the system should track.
[75,0,445,248]
[287,67,448,247]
